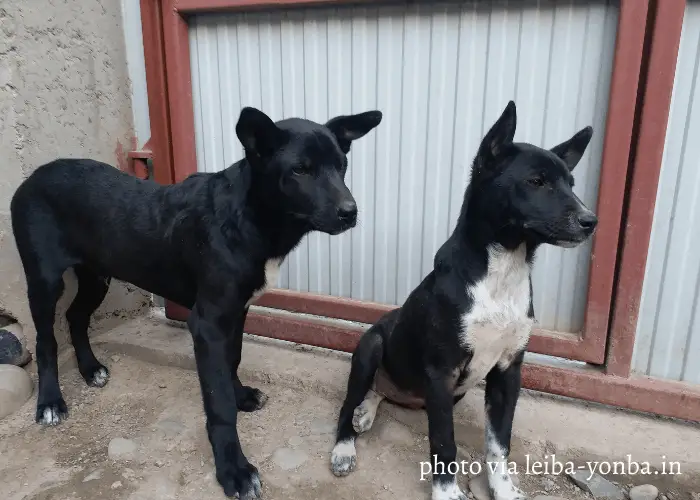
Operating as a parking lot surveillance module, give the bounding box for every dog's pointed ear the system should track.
[478,101,517,161]
[236,107,285,158]
[550,126,593,172]
[325,110,383,154]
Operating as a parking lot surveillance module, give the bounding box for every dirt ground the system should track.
[0,352,588,500]
[1,314,699,500]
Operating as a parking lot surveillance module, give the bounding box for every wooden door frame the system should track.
[139,0,700,422]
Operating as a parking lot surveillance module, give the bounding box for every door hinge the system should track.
[127,150,154,180]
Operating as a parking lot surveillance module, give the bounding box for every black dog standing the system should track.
[331,101,597,500]
[10,107,381,499]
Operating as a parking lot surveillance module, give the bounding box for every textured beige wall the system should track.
[0,0,150,351]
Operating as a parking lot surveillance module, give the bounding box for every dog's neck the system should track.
[219,161,311,260]
[439,184,538,275]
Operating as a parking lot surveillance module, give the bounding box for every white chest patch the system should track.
[456,244,533,394]
[246,258,282,307]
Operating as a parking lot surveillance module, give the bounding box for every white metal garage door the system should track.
[188,0,618,332]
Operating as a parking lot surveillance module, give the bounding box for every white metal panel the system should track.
[188,0,618,332]
[632,2,700,383]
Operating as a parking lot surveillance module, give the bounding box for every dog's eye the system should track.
[292,164,314,176]
[527,177,545,187]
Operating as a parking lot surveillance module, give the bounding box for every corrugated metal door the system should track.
[188,1,618,333]
[633,1,700,384]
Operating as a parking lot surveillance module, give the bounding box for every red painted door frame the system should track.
[139,0,700,421]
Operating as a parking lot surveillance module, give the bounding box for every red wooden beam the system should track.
[255,289,587,361]
[174,0,401,14]
[606,0,687,377]
[140,0,175,185]
[572,0,650,364]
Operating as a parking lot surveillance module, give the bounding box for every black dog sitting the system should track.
[330,101,596,500]
[10,106,382,499]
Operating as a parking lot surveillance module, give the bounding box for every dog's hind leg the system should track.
[26,267,68,425]
[66,265,111,388]
[13,202,75,425]
[352,389,383,434]
[330,327,383,477]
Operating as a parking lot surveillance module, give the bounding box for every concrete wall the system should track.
[0,0,150,351]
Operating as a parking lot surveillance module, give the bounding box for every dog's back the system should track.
[11,158,202,301]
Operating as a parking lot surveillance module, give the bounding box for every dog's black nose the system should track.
[337,200,358,221]
[577,212,598,230]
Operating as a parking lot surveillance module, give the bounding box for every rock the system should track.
[287,436,303,447]
[0,326,31,367]
[567,470,624,500]
[629,484,659,500]
[83,469,103,482]
[272,447,308,471]
[108,438,137,461]
[111,481,123,489]
[0,365,33,419]
[533,496,568,500]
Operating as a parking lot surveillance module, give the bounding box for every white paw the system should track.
[330,440,357,477]
[90,367,110,388]
[241,473,262,499]
[352,404,375,434]
[489,474,527,500]
[432,478,467,500]
[40,407,63,426]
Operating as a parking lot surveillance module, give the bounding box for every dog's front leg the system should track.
[188,299,262,500]
[484,352,526,500]
[425,367,467,500]
[230,307,268,412]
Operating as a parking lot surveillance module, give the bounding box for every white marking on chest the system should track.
[246,258,282,307]
[456,244,533,393]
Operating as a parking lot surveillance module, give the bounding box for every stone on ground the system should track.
[0,364,33,419]
[0,326,31,367]
[629,484,659,500]
[108,437,137,461]
[567,470,624,500]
